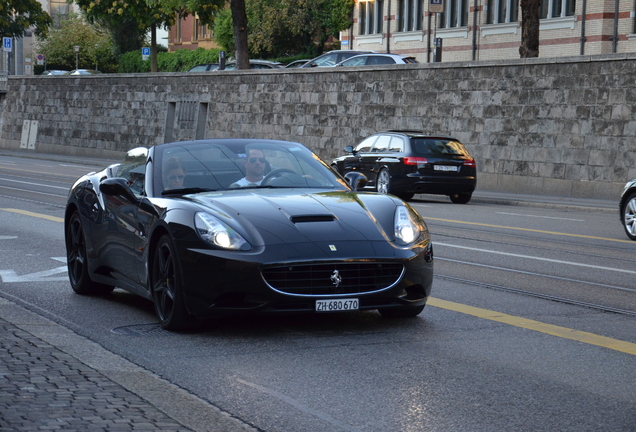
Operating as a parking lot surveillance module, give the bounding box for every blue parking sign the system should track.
[142,47,150,56]
[3,37,12,52]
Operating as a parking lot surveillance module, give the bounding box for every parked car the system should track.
[65,138,434,330]
[187,63,219,72]
[331,131,477,203]
[69,69,102,75]
[41,70,70,75]
[284,59,311,68]
[301,50,376,68]
[334,53,418,67]
[619,179,636,240]
[223,60,283,70]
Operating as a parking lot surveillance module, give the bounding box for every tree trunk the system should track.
[231,0,250,69]
[519,0,540,58]
[151,23,158,73]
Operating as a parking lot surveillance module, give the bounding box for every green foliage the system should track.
[118,47,222,73]
[0,0,52,38]
[34,12,118,73]
[213,8,235,55]
[213,0,354,58]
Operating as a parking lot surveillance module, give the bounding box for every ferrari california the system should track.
[65,139,434,330]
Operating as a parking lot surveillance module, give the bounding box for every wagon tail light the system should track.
[463,159,476,167]
[403,157,428,166]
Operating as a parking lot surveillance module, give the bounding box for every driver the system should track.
[163,157,186,190]
[230,149,267,188]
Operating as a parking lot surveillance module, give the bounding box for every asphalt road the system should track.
[1,152,635,431]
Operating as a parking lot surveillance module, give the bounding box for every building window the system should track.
[487,0,518,24]
[50,0,70,27]
[541,0,575,18]
[359,0,384,35]
[193,17,209,41]
[176,14,182,43]
[439,0,469,28]
[398,0,424,32]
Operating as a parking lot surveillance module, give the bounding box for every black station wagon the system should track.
[332,131,477,203]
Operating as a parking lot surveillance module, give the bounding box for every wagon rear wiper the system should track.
[161,187,217,196]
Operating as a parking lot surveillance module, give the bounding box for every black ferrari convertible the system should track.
[65,139,434,330]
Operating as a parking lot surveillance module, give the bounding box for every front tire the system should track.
[66,212,114,295]
[379,305,425,318]
[622,192,636,240]
[151,235,195,331]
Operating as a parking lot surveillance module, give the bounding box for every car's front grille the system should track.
[262,262,404,296]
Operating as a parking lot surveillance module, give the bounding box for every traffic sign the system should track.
[429,0,444,13]
[37,54,44,61]
[3,37,12,52]
[142,47,150,61]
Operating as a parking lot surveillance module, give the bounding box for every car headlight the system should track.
[194,212,250,250]
[394,205,421,245]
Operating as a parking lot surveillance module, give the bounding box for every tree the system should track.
[231,0,249,69]
[34,12,117,72]
[519,0,540,57]
[0,0,52,38]
[214,0,354,59]
[76,0,173,71]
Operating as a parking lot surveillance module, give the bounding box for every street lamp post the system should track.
[74,45,80,70]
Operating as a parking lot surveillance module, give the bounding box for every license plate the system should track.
[316,298,359,312]
[434,165,458,171]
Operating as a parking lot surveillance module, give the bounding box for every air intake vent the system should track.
[290,215,336,223]
[262,262,404,296]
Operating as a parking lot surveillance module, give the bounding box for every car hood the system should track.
[188,189,400,249]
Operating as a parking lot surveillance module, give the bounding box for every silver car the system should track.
[619,179,636,240]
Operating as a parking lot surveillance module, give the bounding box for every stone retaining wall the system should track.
[2,53,636,199]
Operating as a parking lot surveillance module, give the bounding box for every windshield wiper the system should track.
[161,187,217,196]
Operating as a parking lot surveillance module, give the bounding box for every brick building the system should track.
[345,0,636,62]
[168,14,220,51]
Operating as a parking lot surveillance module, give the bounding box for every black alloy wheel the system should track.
[378,305,425,318]
[66,212,114,295]
[151,235,194,330]
[449,192,472,204]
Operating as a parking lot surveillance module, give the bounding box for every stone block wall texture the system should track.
[2,53,636,199]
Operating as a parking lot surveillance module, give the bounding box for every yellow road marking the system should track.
[429,297,636,356]
[0,208,64,223]
[424,216,632,244]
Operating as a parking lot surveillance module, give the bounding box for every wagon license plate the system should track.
[434,165,458,171]
[316,298,359,312]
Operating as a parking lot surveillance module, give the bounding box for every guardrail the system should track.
[0,71,7,93]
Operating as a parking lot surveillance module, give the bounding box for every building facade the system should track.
[344,0,636,62]
[168,15,219,52]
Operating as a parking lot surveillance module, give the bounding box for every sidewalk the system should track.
[0,298,256,432]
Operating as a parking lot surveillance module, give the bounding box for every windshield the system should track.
[152,140,349,196]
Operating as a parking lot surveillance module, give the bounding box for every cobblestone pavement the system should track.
[0,318,191,431]
[0,298,256,432]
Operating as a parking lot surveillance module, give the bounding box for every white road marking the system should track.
[495,212,584,221]
[0,177,69,190]
[435,242,636,275]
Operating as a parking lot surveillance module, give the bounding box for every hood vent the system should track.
[290,214,336,223]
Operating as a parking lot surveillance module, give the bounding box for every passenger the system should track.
[230,149,267,188]
[163,157,186,190]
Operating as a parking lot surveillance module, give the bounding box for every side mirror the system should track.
[344,172,368,191]
[345,145,354,154]
[106,163,121,178]
[100,178,138,203]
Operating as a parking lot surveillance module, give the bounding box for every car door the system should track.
[342,135,377,178]
[97,152,148,286]
[363,134,393,188]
